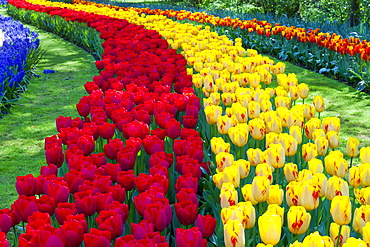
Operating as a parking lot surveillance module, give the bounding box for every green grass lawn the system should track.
[0,9,98,208]
[0,6,370,209]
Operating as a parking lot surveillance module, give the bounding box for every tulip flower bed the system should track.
[3,0,370,246]
[76,0,370,92]
[0,13,41,115]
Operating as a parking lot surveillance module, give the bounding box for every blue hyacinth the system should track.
[0,14,40,107]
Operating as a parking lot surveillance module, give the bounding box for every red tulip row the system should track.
[1,0,216,246]
[75,0,370,61]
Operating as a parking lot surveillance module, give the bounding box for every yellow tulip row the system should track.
[23,0,370,245]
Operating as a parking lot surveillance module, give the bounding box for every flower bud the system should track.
[330,195,351,225]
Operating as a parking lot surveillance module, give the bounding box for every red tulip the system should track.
[19,231,41,247]
[45,180,70,204]
[60,220,85,247]
[182,115,198,129]
[96,210,123,239]
[74,190,97,217]
[35,195,56,216]
[40,163,58,176]
[143,135,165,155]
[98,122,116,140]
[56,116,72,132]
[117,146,137,171]
[83,228,111,247]
[195,215,217,238]
[0,209,12,233]
[96,192,114,213]
[149,165,169,178]
[45,145,64,167]
[55,202,77,225]
[90,152,107,168]
[148,151,173,169]
[65,214,87,233]
[0,232,9,247]
[151,128,167,140]
[104,201,129,223]
[180,128,200,140]
[11,195,38,222]
[176,227,203,247]
[76,101,90,117]
[176,188,199,207]
[131,220,155,240]
[174,139,187,156]
[107,185,126,203]
[175,200,198,226]
[104,138,124,160]
[116,170,135,191]
[155,112,172,129]
[16,174,37,197]
[175,173,198,193]
[143,201,172,232]
[122,120,150,139]
[135,173,169,194]
[165,118,181,139]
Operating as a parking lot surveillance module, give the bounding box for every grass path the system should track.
[0,8,98,208]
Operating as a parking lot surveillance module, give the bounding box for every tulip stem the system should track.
[336,224,343,247]
[13,226,18,246]
[349,157,353,169]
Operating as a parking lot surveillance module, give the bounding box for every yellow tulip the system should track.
[359,163,370,187]
[302,231,334,246]
[258,211,282,246]
[247,148,265,167]
[346,137,360,158]
[289,241,304,247]
[224,219,245,247]
[249,118,266,141]
[266,116,283,134]
[223,166,241,188]
[242,184,258,205]
[222,92,235,106]
[265,132,279,149]
[233,105,248,123]
[348,166,361,188]
[342,237,367,247]
[325,154,348,178]
[260,99,272,112]
[297,83,309,99]
[360,147,370,164]
[204,105,222,125]
[312,128,326,140]
[313,95,325,113]
[303,104,315,120]
[302,143,318,162]
[304,118,321,140]
[213,172,224,189]
[329,222,350,246]
[289,86,299,101]
[287,206,311,235]
[330,195,351,225]
[326,176,349,200]
[221,205,243,225]
[363,222,370,244]
[264,143,285,169]
[275,96,291,109]
[216,152,234,172]
[252,176,270,203]
[217,115,234,135]
[313,173,328,197]
[266,204,284,225]
[289,126,302,144]
[249,73,260,88]
[296,169,314,182]
[322,117,340,133]
[326,130,340,149]
[352,205,369,233]
[220,182,238,208]
[237,201,256,229]
[298,180,320,211]
[248,101,261,119]
[255,163,274,184]
[308,158,324,173]
[280,133,298,156]
[286,181,300,207]
[228,126,249,147]
[354,187,370,205]
[232,159,250,179]
[256,244,274,247]
[284,163,299,182]
[267,185,284,205]
[211,137,230,154]
[315,136,329,156]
